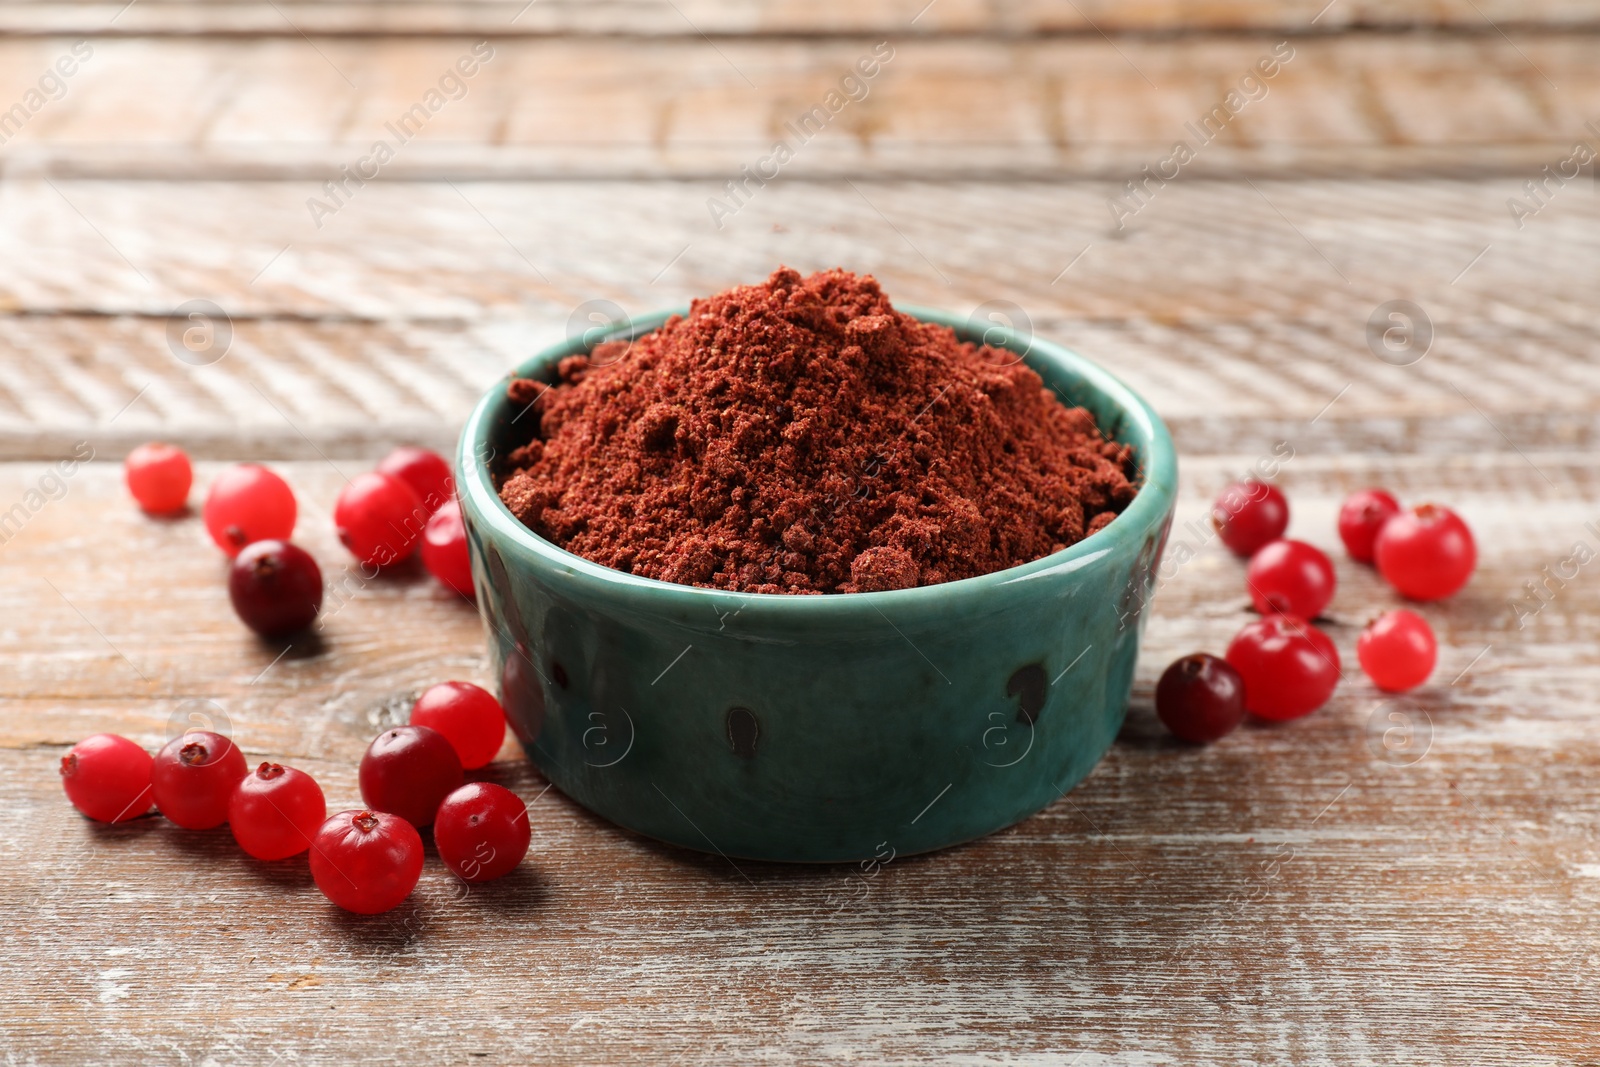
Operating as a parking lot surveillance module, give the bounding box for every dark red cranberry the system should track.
[1155,654,1247,743]
[357,725,463,828]
[228,540,323,637]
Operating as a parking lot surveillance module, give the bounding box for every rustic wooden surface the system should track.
[2,34,1599,179]
[3,2,1600,1065]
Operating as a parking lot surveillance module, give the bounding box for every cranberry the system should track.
[434,783,531,883]
[334,472,425,568]
[310,809,423,914]
[151,730,248,829]
[1225,615,1341,721]
[1155,654,1246,743]
[228,762,327,860]
[1246,539,1336,619]
[422,499,475,599]
[203,463,297,556]
[124,442,192,514]
[410,681,506,770]
[377,446,454,514]
[60,734,154,823]
[358,725,462,828]
[228,540,323,637]
[1357,609,1437,692]
[1337,488,1401,564]
[1374,504,1477,601]
[1212,481,1289,557]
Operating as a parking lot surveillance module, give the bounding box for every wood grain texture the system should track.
[1,34,1598,178]
[0,178,1594,461]
[5,0,1599,37]
[2,456,1597,1066]
[4,8,1599,1063]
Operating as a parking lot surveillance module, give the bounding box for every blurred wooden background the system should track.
[2,2,1598,1064]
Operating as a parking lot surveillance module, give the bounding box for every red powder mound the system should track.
[497,268,1138,594]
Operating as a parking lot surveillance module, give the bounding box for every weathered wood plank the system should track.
[1,455,1595,1066]
[3,0,1598,37]
[0,179,1594,459]
[0,35,1597,178]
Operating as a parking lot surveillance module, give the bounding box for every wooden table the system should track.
[3,2,1598,1063]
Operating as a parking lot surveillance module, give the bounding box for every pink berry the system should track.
[228,540,323,637]
[228,762,327,860]
[377,446,454,515]
[203,463,297,556]
[1155,654,1246,744]
[1374,504,1477,601]
[422,499,475,599]
[151,730,248,829]
[1357,609,1437,692]
[60,734,154,823]
[434,783,531,883]
[1225,615,1341,721]
[310,810,423,914]
[410,681,506,770]
[124,442,192,515]
[1212,481,1289,557]
[1337,488,1401,564]
[334,472,425,568]
[358,725,463,828]
[1246,539,1336,619]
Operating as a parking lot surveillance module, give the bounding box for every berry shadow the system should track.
[1112,697,1188,753]
[156,822,239,860]
[141,504,195,525]
[157,821,325,894]
[239,851,317,894]
[369,552,430,587]
[323,901,433,950]
[82,809,165,841]
[461,864,550,914]
[269,628,326,662]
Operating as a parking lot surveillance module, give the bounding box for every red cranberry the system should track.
[434,783,531,883]
[228,540,323,637]
[1357,609,1437,692]
[310,810,423,914]
[203,463,297,556]
[410,681,506,770]
[1246,539,1336,619]
[151,730,248,829]
[422,499,475,599]
[1374,504,1477,601]
[1212,481,1289,557]
[228,762,327,860]
[60,734,154,823]
[358,725,463,828]
[377,446,454,514]
[334,472,426,568]
[124,443,192,514]
[1337,488,1401,563]
[1225,615,1341,721]
[1155,654,1246,743]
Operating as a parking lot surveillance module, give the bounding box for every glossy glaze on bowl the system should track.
[457,306,1177,862]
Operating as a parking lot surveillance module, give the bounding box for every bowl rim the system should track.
[457,303,1177,615]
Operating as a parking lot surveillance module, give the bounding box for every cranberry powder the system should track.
[498,268,1137,594]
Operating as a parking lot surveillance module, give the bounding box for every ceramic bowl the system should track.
[456,306,1177,863]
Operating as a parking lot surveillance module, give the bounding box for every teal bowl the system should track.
[456,306,1177,863]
